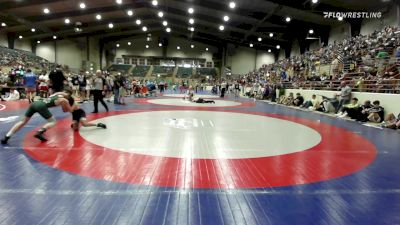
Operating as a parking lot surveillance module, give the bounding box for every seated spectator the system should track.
[279,92,294,105]
[321,94,339,113]
[293,93,304,106]
[396,47,400,60]
[301,94,321,110]
[336,98,360,118]
[381,113,399,129]
[2,88,20,101]
[337,81,352,113]
[366,100,385,122]
[355,100,372,122]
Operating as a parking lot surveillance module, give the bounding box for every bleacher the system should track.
[0,46,51,71]
[196,67,217,77]
[108,64,132,73]
[132,65,150,77]
[152,66,174,76]
[177,67,192,78]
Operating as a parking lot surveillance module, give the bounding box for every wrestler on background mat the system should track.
[1,91,74,144]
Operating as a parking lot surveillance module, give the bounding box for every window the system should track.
[124,58,130,64]
[139,58,145,65]
[131,58,137,65]
[206,62,213,68]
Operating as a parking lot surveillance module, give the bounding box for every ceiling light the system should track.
[142,26,147,31]
[219,25,224,31]
[37,40,41,44]
[1,23,6,27]
[166,27,171,32]
[147,37,150,41]
[162,21,168,26]
[188,7,194,14]
[31,28,36,32]
[177,46,180,49]
[258,37,262,42]
[189,27,195,32]
[269,33,273,37]
[191,44,194,48]
[96,14,102,20]
[108,23,114,28]
[53,35,57,39]
[285,17,291,22]
[136,19,141,25]
[64,18,71,24]
[128,42,131,45]
[189,18,194,24]
[206,48,209,51]
[127,10,133,16]
[268,49,271,52]
[116,0,123,4]
[18,35,23,39]
[116,43,120,47]
[159,43,162,47]
[338,17,343,21]
[229,1,236,9]
[79,2,86,9]
[158,11,164,17]
[249,43,253,47]
[276,45,280,49]
[309,29,314,34]
[151,0,158,6]
[223,15,229,22]
[43,8,50,14]
[145,45,149,48]
[311,0,318,3]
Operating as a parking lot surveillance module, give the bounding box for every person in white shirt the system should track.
[38,73,49,98]
[4,89,20,101]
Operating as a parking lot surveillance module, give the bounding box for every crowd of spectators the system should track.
[240,26,400,94]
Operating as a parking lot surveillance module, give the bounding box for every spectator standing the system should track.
[48,65,66,93]
[23,69,37,103]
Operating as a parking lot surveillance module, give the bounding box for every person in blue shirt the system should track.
[23,69,37,103]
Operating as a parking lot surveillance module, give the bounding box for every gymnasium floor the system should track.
[0,92,399,225]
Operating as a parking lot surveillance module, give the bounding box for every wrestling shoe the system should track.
[97,123,107,129]
[34,131,48,142]
[1,136,10,144]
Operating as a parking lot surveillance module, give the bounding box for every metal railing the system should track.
[281,79,400,94]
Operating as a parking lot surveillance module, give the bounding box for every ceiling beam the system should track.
[242,5,283,43]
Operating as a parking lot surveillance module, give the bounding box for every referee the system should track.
[92,70,109,113]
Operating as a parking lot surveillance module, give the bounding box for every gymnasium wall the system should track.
[278,49,285,60]
[0,33,7,47]
[328,23,351,45]
[14,38,31,52]
[290,39,301,57]
[284,89,400,116]
[36,42,55,63]
[256,51,275,69]
[225,46,274,75]
[309,40,321,51]
[36,37,101,70]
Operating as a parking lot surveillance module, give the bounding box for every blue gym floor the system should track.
[0,92,399,225]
